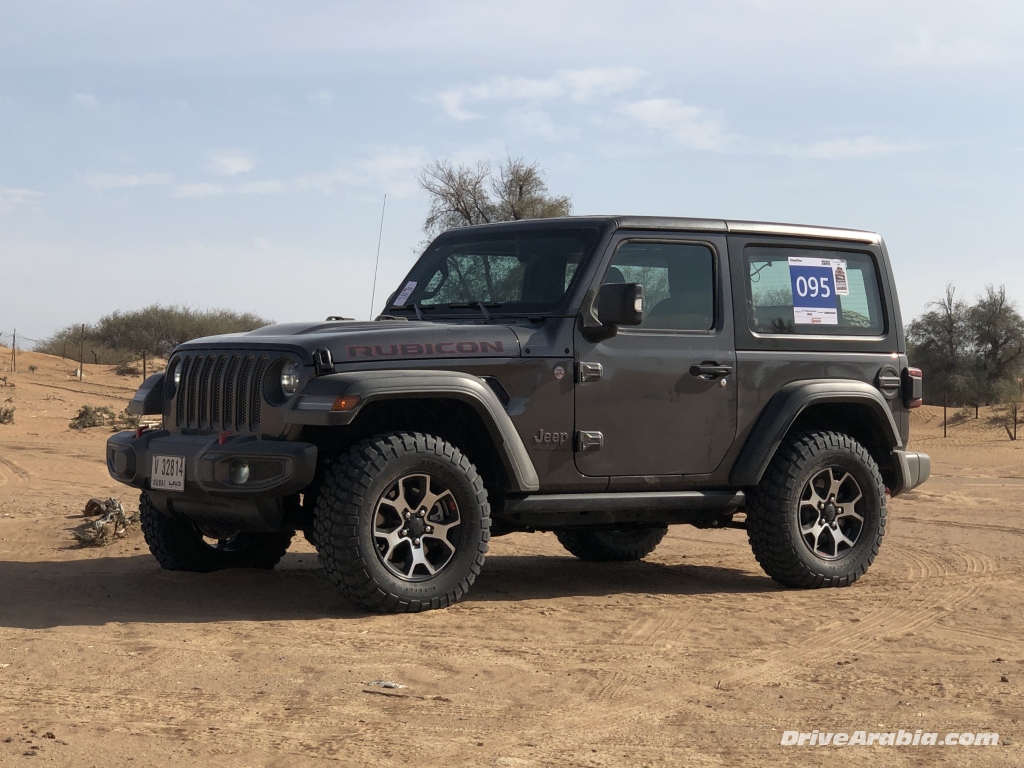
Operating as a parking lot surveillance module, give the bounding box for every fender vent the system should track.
[480,376,510,409]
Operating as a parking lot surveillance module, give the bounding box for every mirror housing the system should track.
[597,282,645,327]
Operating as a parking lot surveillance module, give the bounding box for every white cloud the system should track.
[70,92,99,109]
[79,172,175,190]
[0,187,43,212]
[775,136,925,160]
[208,151,256,176]
[171,182,224,198]
[309,90,334,107]
[620,98,733,150]
[893,30,1014,67]
[436,67,644,120]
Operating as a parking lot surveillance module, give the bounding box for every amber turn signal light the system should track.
[331,396,361,411]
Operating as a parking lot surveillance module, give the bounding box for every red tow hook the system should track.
[134,425,149,438]
[218,431,233,445]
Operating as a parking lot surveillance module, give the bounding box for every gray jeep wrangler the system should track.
[107,216,930,612]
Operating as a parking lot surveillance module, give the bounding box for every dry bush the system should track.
[35,304,271,363]
[115,360,142,376]
[72,498,139,546]
[69,405,139,431]
[0,405,13,425]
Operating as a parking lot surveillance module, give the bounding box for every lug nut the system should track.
[419,509,426,517]
[404,511,411,519]
[401,529,408,537]
[413,538,420,546]
[425,526,433,533]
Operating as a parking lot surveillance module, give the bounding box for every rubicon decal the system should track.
[348,341,505,359]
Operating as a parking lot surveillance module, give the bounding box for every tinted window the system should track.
[393,229,599,314]
[744,247,884,335]
[605,242,715,331]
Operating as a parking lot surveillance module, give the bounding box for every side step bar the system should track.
[500,490,745,529]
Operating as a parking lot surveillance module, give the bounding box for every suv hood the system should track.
[175,320,522,365]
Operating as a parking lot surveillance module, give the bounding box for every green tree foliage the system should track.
[35,304,271,364]
[907,283,1024,408]
[419,156,572,238]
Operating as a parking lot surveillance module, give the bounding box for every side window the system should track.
[605,242,715,331]
[744,246,884,335]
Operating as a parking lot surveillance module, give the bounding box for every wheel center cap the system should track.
[821,503,839,524]
[406,516,427,539]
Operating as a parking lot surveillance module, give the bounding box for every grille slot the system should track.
[174,352,268,433]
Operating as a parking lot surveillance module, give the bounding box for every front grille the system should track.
[175,353,268,432]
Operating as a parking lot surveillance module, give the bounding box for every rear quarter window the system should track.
[744,246,885,336]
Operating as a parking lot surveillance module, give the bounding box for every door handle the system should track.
[689,362,733,378]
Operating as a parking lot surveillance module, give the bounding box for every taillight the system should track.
[903,367,923,408]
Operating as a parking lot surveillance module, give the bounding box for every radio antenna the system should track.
[369,194,387,319]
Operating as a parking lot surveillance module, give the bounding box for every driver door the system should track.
[573,234,737,477]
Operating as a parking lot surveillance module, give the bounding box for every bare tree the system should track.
[969,284,1024,389]
[418,156,572,238]
[906,283,974,405]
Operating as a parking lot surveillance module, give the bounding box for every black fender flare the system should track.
[285,369,540,493]
[127,373,165,416]
[729,379,902,487]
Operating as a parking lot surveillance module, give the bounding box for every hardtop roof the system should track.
[433,215,880,244]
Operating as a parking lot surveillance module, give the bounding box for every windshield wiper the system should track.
[449,301,501,323]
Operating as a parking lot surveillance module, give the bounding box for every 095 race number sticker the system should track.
[788,256,848,325]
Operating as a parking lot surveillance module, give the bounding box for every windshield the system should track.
[389,227,600,314]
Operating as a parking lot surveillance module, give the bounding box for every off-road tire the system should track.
[555,525,668,562]
[746,430,886,588]
[313,432,490,613]
[139,492,294,572]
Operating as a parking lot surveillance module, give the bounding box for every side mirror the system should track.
[597,282,645,327]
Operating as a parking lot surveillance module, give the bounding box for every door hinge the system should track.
[576,362,603,383]
[576,430,604,452]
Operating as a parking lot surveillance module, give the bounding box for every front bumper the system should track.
[106,430,317,531]
[891,449,931,497]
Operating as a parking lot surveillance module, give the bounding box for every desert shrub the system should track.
[0,406,13,425]
[69,405,139,431]
[35,304,272,363]
[115,360,142,376]
[28,365,37,373]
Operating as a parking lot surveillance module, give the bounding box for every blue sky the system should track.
[1,1,1023,344]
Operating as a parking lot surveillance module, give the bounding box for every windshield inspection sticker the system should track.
[788,256,846,325]
[393,281,417,307]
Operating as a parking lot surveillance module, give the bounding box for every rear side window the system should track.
[744,246,884,335]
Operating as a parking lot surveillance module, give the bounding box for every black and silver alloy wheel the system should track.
[314,432,490,613]
[747,430,886,588]
[799,467,864,560]
[374,473,462,580]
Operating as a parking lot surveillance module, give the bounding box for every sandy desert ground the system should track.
[0,346,1021,767]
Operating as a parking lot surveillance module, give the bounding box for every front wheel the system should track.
[139,492,294,572]
[313,432,490,613]
[746,430,886,588]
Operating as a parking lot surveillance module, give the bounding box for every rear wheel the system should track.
[139,492,294,572]
[746,430,886,588]
[556,525,668,562]
[313,432,490,613]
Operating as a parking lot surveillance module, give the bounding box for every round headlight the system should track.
[173,365,182,387]
[280,360,300,397]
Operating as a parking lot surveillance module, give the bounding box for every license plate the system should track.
[151,455,185,492]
